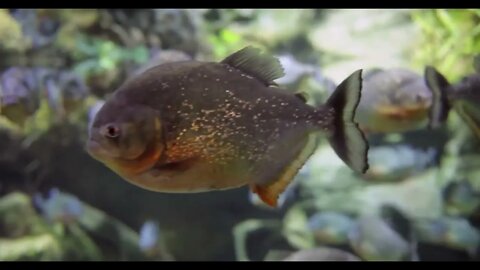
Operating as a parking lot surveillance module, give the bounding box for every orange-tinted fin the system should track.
[250,133,318,208]
[250,184,278,207]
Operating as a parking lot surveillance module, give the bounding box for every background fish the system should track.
[425,57,480,139]
[443,179,480,217]
[365,144,437,182]
[86,46,369,207]
[348,214,410,261]
[0,67,40,126]
[413,216,480,257]
[354,68,432,134]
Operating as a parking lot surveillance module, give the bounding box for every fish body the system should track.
[86,46,368,207]
[349,215,410,261]
[355,68,432,134]
[413,217,480,256]
[443,180,480,216]
[425,56,480,138]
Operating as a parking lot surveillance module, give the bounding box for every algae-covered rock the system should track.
[0,192,45,238]
[283,247,361,261]
[0,233,62,260]
[0,9,27,51]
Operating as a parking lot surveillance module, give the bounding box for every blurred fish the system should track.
[275,55,317,86]
[348,215,410,261]
[413,217,480,257]
[57,71,89,114]
[424,58,480,139]
[0,47,69,70]
[380,204,419,261]
[365,144,436,182]
[86,46,369,207]
[97,9,199,54]
[275,54,337,105]
[282,247,361,261]
[10,9,60,49]
[443,179,480,217]
[41,70,64,115]
[307,211,355,245]
[355,68,432,134]
[33,187,84,224]
[33,69,89,119]
[0,67,40,126]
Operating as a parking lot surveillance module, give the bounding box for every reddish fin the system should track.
[250,133,319,208]
[250,184,278,208]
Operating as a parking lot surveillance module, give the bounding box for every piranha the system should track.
[354,68,432,134]
[424,56,480,139]
[86,46,369,207]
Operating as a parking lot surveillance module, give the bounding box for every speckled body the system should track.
[96,61,334,193]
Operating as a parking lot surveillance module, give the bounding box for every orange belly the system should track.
[121,159,251,193]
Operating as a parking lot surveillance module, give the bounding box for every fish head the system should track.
[86,98,164,175]
[356,68,433,133]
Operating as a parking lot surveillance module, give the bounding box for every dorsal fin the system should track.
[221,46,285,86]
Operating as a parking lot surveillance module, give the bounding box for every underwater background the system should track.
[0,9,479,261]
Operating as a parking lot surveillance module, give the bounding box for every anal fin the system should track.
[251,133,318,207]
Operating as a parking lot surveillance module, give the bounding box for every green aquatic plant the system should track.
[411,9,480,82]
[73,35,149,77]
[0,9,28,51]
[207,28,249,60]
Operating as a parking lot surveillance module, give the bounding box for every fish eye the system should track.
[102,124,121,139]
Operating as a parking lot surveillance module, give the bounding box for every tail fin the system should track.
[326,70,369,174]
[424,66,451,129]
